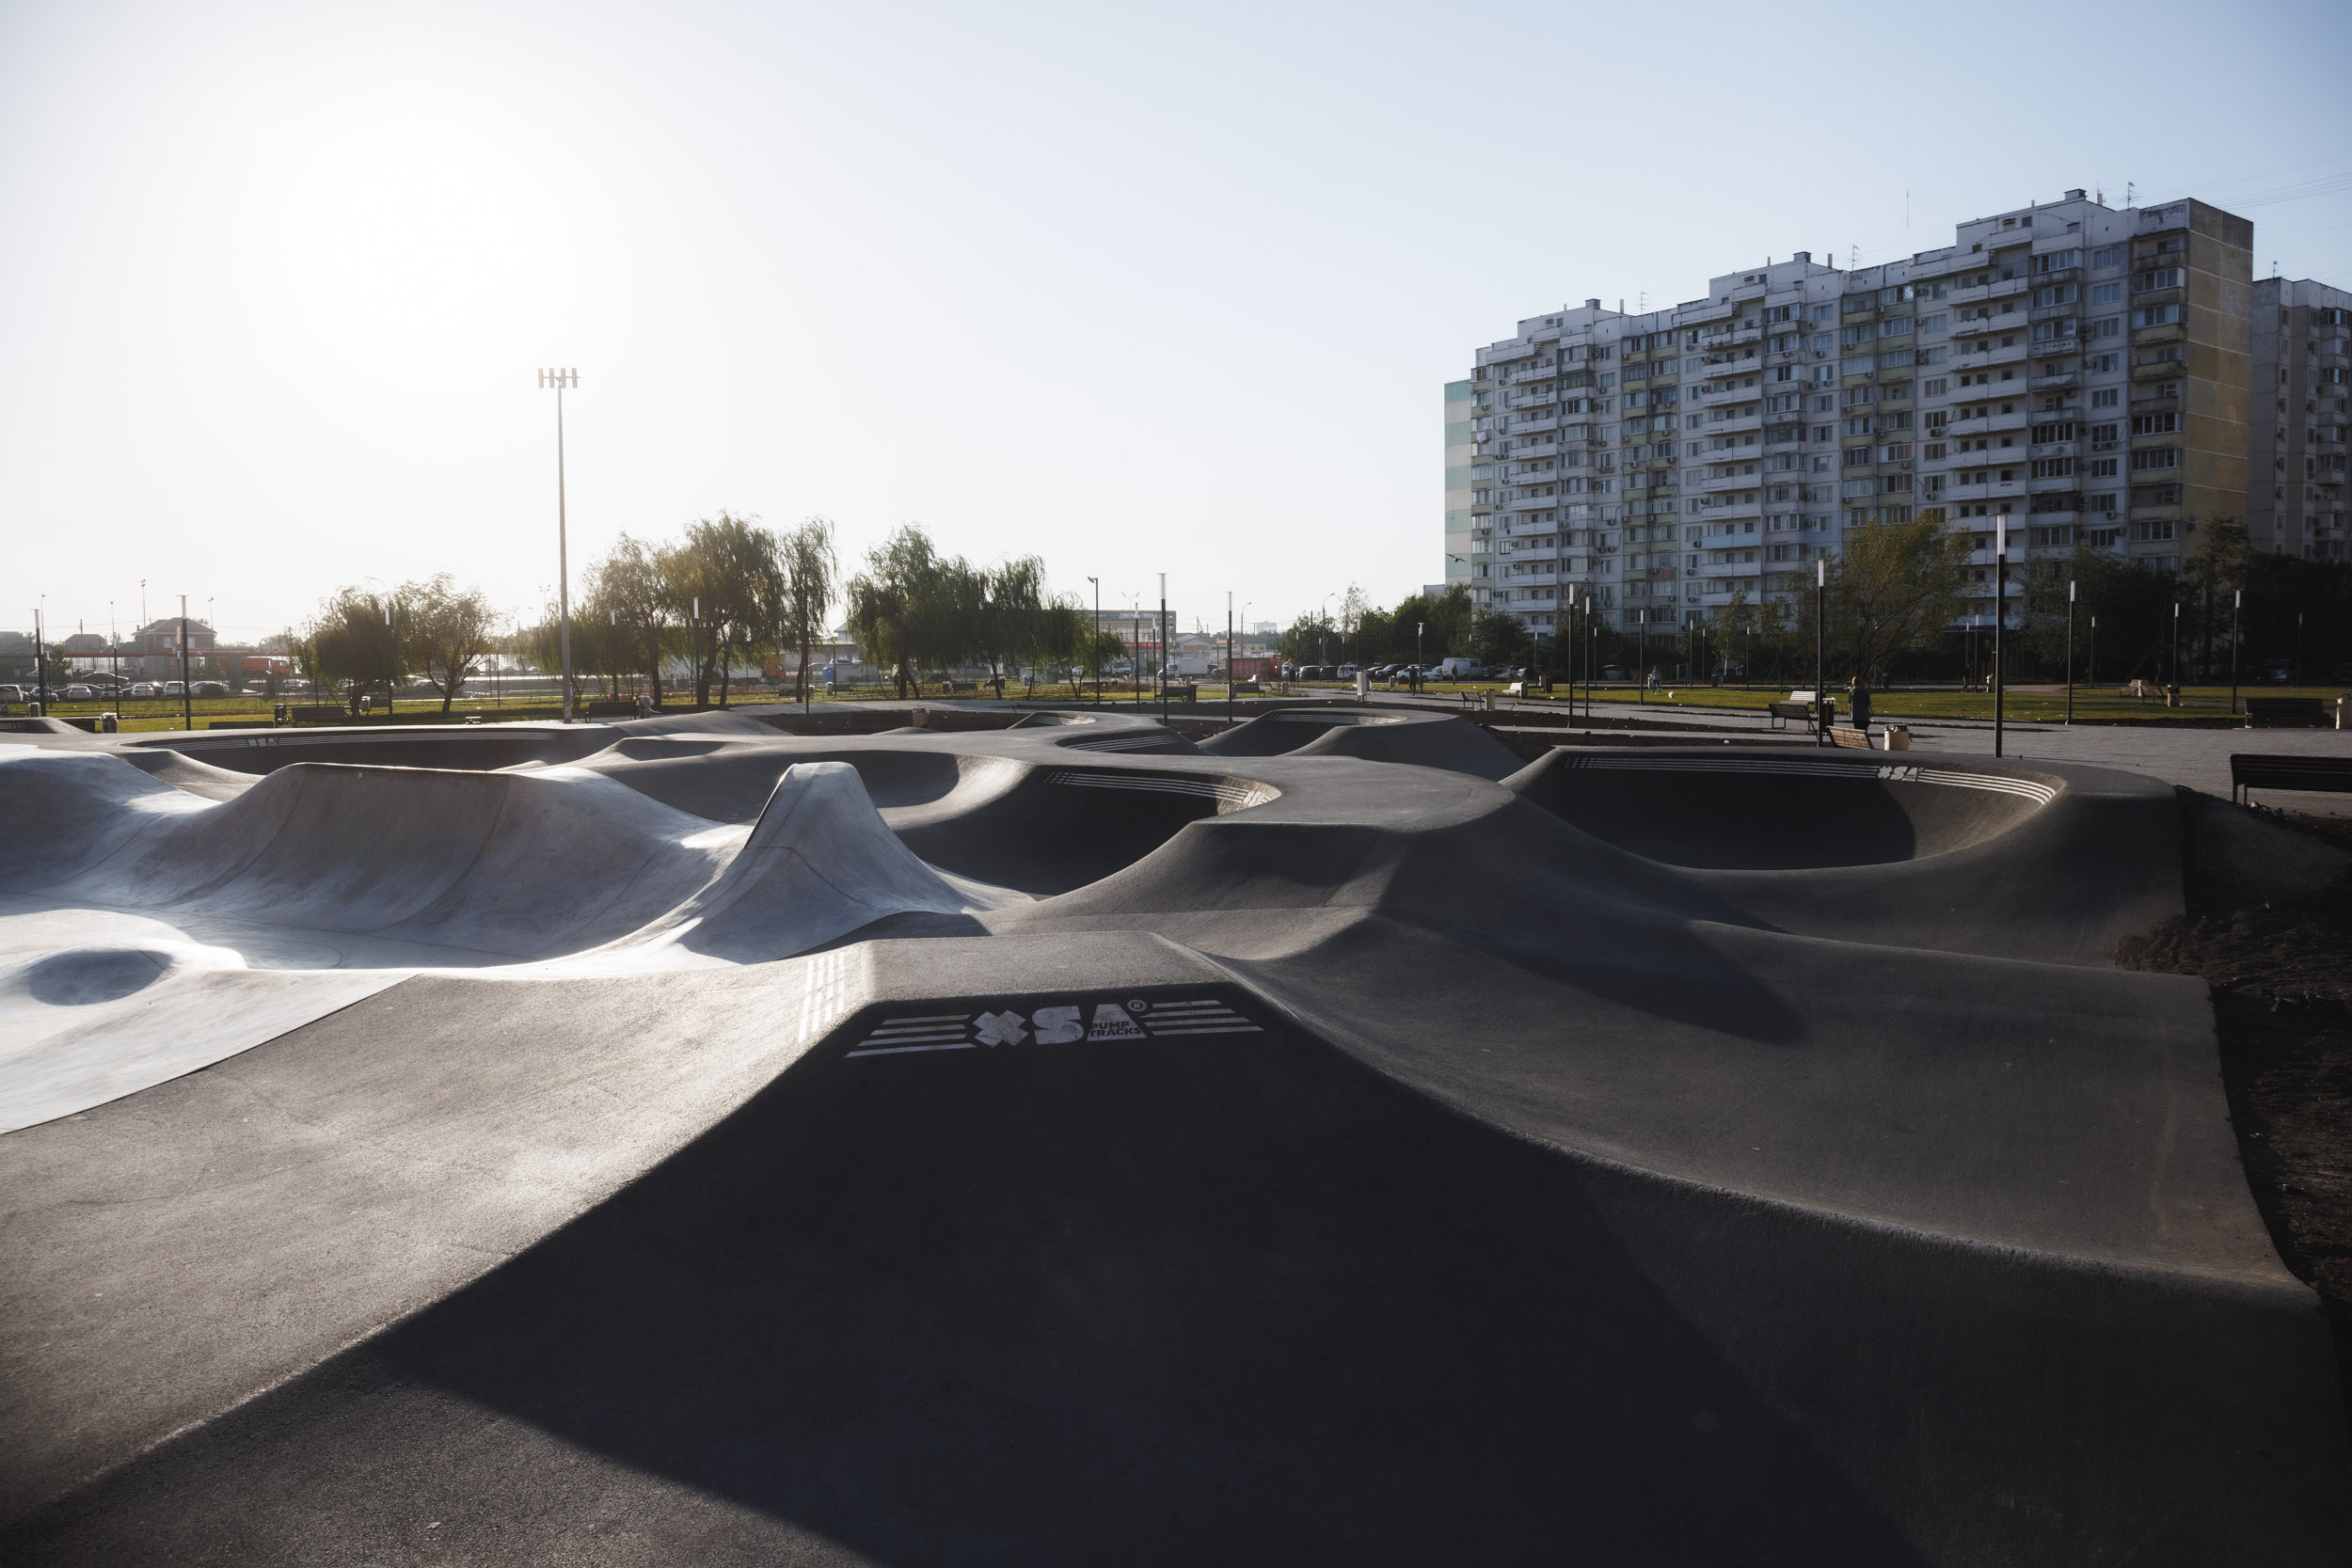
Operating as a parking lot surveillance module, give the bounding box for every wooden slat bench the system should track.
[2232,752,2352,805]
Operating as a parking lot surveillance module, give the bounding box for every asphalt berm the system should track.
[2,703,2347,1563]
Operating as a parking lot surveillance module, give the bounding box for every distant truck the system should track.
[1436,657,1481,679]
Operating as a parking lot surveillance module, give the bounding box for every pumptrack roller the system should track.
[0,706,2344,1564]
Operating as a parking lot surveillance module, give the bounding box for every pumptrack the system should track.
[0,703,2344,1564]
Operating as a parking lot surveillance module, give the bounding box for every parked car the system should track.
[61,684,94,700]
[191,680,230,697]
[0,685,24,703]
[162,681,186,696]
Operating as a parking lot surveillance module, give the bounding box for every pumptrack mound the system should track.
[0,705,2344,1564]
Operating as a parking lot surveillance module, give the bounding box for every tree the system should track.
[847,526,947,699]
[1825,514,1975,683]
[668,514,783,706]
[585,534,679,708]
[1469,604,1532,667]
[778,518,838,709]
[398,574,496,713]
[307,587,404,715]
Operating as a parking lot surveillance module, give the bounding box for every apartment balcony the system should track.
[1508,413,1562,435]
[2133,323,2185,350]
[2131,358,2185,383]
[1951,312,2024,340]
[1696,381,1761,407]
[1707,407,1765,434]
[1947,277,2031,308]
[1505,388,1559,411]
[1957,338,2030,368]
[2030,369,2080,391]
[1946,474,2026,502]
[1947,406,2029,436]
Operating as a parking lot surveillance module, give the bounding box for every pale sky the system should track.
[6,0,2348,646]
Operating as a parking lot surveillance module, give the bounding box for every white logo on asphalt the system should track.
[1031,1006,1083,1044]
[974,1010,1029,1047]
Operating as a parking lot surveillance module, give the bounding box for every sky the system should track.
[5,0,2349,646]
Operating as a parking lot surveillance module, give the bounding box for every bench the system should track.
[2245,696,2329,729]
[1768,694,1833,732]
[2231,752,2352,805]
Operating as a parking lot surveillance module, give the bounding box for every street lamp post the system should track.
[1158,574,1169,727]
[32,605,47,714]
[1636,609,1647,704]
[179,595,193,731]
[538,368,580,721]
[2089,614,2097,688]
[1227,591,1235,724]
[1813,558,1827,745]
[1087,577,1101,705]
[1994,516,2008,759]
[2230,588,2243,716]
[2171,600,2182,707]
[2064,578,2076,726]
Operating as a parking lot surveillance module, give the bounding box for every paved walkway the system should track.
[1358,690,2352,814]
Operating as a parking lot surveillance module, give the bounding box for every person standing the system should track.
[1849,673,1872,735]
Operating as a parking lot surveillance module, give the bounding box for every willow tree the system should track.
[778,517,838,709]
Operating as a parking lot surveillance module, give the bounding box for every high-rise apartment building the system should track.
[2249,277,2352,560]
[1444,192,2257,635]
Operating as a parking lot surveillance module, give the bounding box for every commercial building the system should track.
[2249,277,2352,560]
[1445,191,2260,635]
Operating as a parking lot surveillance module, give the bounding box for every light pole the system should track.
[1416,620,1424,698]
[2230,587,2242,716]
[32,604,46,714]
[1087,576,1100,705]
[1636,608,1647,704]
[1158,573,1169,727]
[2064,578,2075,726]
[1994,515,2007,759]
[1232,592,1251,728]
[538,368,579,721]
[179,595,193,731]
[1813,557,1827,744]
[2089,614,2097,689]
[2171,600,2182,706]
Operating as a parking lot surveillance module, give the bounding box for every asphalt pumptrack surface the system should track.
[0,702,2345,1563]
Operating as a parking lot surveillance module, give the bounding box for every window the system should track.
[2031,319,2077,342]
[2030,250,2078,274]
[2090,388,2119,408]
[1923,377,1947,398]
[2132,268,2183,293]
[1810,333,1834,354]
[2091,281,2122,306]
[2132,519,2176,542]
[1916,346,1947,364]
[2131,411,2179,436]
[2090,317,2121,340]
[1924,441,1947,460]
[1882,316,1914,337]
[2088,354,2119,373]
[2131,305,2180,329]
[2089,421,2118,446]
[2090,457,2118,477]
[2030,457,2075,478]
[2129,447,2180,471]
[1812,305,1834,323]
[2031,421,2076,444]
[1842,324,1875,346]
[1843,447,1873,467]
[1919,313,1947,334]
[2032,284,2078,308]
[2092,245,2123,270]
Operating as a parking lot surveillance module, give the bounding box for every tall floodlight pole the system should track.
[1636,609,1646,704]
[1814,557,1827,744]
[1583,595,1595,722]
[2230,588,2242,716]
[1086,577,1101,705]
[1994,516,2008,758]
[32,606,46,713]
[538,369,580,721]
[1158,573,1169,727]
[2065,578,2076,726]
[2089,614,2097,688]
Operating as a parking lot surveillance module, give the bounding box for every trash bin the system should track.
[97,712,119,734]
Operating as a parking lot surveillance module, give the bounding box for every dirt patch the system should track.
[2116,798,2352,1398]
